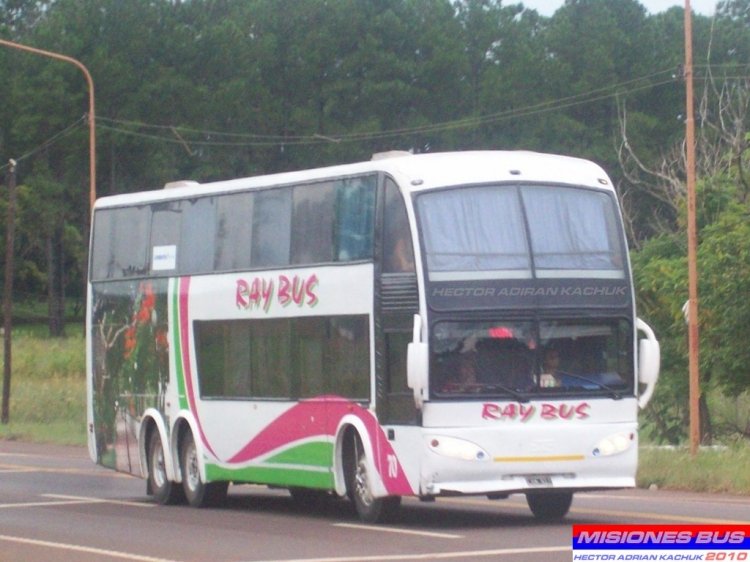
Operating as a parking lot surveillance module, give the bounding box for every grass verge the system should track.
[637,443,750,495]
[0,329,87,445]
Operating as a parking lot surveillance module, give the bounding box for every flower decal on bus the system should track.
[90,279,170,471]
[124,281,158,359]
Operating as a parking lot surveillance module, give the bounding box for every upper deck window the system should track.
[418,186,529,280]
[90,175,376,282]
[521,187,624,278]
[91,206,150,280]
[416,185,625,281]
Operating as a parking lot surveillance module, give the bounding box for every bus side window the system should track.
[91,207,151,280]
[386,332,411,394]
[291,182,335,264]
[252,189,292,268]
[91,209,115,280]
[179,197,216,274]
[383,179,415,274]
[150,202,181,274]
[382,331,417,424]
[215,192,253,272]
[336,176,376,261]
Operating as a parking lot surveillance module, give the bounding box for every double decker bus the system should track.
[86,150,659,523]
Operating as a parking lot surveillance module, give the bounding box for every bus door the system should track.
[375,178,419,427]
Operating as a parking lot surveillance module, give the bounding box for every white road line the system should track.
[0,462,129,477]
[258,545,570,562]
[42,493,153,508]
[0,494,153,509]
[0,499,96,509]
[0,451,80,459]
[333,523,462,539]
[0,452,46,458]
[0,534,181,562]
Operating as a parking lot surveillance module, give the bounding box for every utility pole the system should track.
[0,39,96,212]
[0,38,97,336]
[684,0,701,455]
[2,159,17,425]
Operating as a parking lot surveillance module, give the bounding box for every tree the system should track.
[625,72,750,443]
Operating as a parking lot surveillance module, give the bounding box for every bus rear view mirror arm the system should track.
[407,314,428,409]
[636,317,660,409]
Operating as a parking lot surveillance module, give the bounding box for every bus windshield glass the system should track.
[416,184,625,281]
[431,319,632,399]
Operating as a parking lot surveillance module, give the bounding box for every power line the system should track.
[96,68,682,148]
[0,116,87,173]
[6,65,743,161]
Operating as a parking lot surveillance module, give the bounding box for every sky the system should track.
[519,0,717,17]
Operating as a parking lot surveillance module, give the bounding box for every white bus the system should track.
[86,150,659,523]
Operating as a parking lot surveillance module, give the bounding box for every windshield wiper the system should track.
[555,371,623,400]
[481,383,531,403]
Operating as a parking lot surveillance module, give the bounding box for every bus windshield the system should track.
[416,184,625,281]
[431,319,632,400]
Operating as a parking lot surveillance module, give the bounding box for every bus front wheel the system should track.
[348,436,401,523]
[526,491,573,521]
[147,430,184,505]
[180,432,228,508]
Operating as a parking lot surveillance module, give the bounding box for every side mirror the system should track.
[407,314,428,409]
[636,318,660,409]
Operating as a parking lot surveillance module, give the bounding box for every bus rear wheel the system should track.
[526,491,573,521]
[180,432,228,508]
[147,430,184,505]
[348,436,400,523]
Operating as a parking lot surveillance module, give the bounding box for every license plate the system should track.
[525,475,552,486]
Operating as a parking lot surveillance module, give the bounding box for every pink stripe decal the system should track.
[178,276,218,459]
[228,396,413,496]
[177,276,411,495]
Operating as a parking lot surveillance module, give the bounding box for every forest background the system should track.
[1,0,749,446]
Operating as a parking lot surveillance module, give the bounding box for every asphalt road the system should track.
[1,441,748,562]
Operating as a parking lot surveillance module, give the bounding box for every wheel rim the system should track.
[354,458,373,507]
[152,441,167,489]
[185,442,201,492]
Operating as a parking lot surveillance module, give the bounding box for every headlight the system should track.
[427,436,490,461]
[593,432,634,457]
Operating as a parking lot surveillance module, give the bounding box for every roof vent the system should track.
[164,180,200,190]
[371,150,412,161]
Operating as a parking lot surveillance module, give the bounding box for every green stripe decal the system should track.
[205,463,334,490]
[171,277,188,410]
[265,442,333,467]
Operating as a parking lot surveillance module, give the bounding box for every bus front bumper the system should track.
[418,423,639,497]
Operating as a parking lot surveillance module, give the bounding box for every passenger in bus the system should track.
[477,338,534,391]
[383,187,416,273]
[505,344,534,391]
[441,350,479,392]
[539,347,562,388]
[386,236,415,272]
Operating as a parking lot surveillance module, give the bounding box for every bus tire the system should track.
[147,430,184,505]
[180,431,228,508]
[349,435,401,523]
[526,491,573,521]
